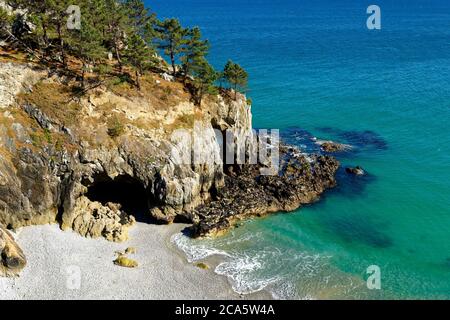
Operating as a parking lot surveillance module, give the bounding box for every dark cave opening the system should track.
[84,173,156,224]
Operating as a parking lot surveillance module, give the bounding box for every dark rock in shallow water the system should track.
[331,167,376,199]
[340,130,388,151]
[191,148,340,238]
[345,166,365,176]
[444,257,450,269]
[317,127,388,151]
[319,141,351,153]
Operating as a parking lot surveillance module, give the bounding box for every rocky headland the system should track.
[0,52,339,276]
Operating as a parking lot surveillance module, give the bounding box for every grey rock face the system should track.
[0,63,255,240]
[0,62,339,247]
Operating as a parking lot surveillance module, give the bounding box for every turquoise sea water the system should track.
[148,0,450,299]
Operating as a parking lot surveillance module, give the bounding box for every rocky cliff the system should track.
[0,57,256,241]
[0,54,339,271]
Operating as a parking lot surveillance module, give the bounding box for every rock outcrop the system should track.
[192,149,339,237]
[63,196,136,242]
[0,58,339,249]
[316,140,351,153]
[0,225,26,276]
[345,166,365,176]
[0,60,255,238]
[0,62,44,109]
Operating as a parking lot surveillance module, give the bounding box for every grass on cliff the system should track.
[18,82,82,127]
[0,49,29,64]
[106,73,190,109]
[166,110,204,133]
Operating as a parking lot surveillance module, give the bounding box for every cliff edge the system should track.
[0,53,338,276]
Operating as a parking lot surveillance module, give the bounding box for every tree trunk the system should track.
[57,23,66,68]
[136,70,141,90]
[41,19,48,54]
[81,66,86,89]
[170,51,176,76]
[198,87,204,107]
[114,40,122,71]
[183,66,189,85]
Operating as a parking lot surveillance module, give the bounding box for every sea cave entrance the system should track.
[84,173,155,223]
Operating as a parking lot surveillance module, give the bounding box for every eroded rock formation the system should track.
[192,149,340,237]
[63,196,136,242]
[0,225,26,276]
[0,59,339,253]
[0,60,256,239]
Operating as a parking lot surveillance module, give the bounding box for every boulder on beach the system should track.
[0,226,27,277]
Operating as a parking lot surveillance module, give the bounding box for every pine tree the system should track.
[124,32,155,90]
[123,0,151,35]
[68,8,105,89]
[6,1,50,53]
[46,0,72,67]
[142,14,158,44]
[104,0,130,71]
[191,57,218,107]
[223,60,248,100]
[181,26,209,84]
[154,18,187,76]
[1,0,251,102]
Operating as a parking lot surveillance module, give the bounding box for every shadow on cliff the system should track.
[84,173,158,224]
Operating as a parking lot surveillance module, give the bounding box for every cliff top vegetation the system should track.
[0,0,249,107]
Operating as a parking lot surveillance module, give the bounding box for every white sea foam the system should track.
[171,232,230,262]
[172,230,335,299]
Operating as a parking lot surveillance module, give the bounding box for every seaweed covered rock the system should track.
[191,151,340,237]
[0,225,26,277]
[318,140,351,153]
[345,166,365,176]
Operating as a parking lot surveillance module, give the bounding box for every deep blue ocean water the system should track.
[147,0,450,299]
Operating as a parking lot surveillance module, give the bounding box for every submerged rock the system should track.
[0,226,27,277]
[317,140,351,153]
[345,166,365,176]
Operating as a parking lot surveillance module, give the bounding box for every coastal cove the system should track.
[153,0,450,299]
[0,0,449,301]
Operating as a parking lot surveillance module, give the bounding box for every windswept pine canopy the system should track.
[0,0,248,104]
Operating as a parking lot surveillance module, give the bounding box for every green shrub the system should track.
[107,116,125,138]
